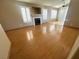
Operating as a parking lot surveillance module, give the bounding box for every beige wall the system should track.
[65,0,79,28]
[0,0,32,31]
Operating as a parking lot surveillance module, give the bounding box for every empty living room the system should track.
[0,0,79,59]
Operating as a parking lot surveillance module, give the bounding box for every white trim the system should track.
[67,36,79,59]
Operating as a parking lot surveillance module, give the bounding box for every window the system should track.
[21,7,27,23]
[26,8,32,22]
[20,6,32,23]
[51,9,57,19]
[42,9,48,20]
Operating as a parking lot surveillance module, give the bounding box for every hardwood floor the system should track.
[6,22,79,59]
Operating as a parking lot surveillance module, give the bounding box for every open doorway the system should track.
[57,5,69,25]
[57,0,71,25]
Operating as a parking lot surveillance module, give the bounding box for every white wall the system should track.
[65,0,79,28]
[0,0,58,31]
[0,24,11,59]
[0,0,33,31]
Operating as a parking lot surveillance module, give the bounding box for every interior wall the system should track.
[0,0,23,30]
[65,0,79,28]
[0,24,11,59]
[0,0,58,31]
[0,0,34,31]
[18,2,58,23]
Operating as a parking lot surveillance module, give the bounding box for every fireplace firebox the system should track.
[35,18,40,25]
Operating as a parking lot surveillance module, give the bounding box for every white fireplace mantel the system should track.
[33,16,43,26]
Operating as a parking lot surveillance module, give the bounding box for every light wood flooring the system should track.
[6,21,79,59]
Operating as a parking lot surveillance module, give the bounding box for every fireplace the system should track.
[34,18,40,25]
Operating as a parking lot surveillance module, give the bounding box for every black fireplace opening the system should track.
[35,18,40,25]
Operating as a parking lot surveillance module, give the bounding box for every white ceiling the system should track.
[17,0,70,8]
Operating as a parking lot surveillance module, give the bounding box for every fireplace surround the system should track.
[33,17,42,26]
